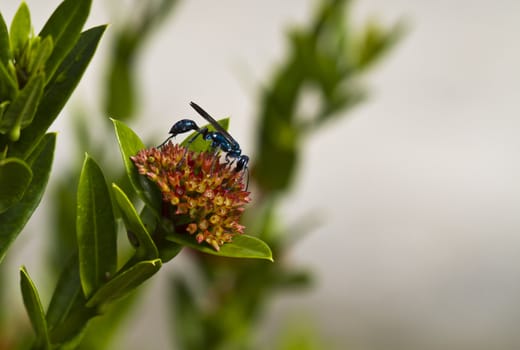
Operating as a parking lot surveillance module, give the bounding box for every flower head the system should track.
[131,142,250,251]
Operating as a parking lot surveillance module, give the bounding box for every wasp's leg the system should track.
[176,128,208,168]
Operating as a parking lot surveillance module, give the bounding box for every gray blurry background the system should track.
[3,0,520,349]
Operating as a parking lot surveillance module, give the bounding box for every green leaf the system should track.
[112,183,158,260]
[39,0,92,81]
[0,12,10,65]
[166,233,273,261]
[77,154,117,298]
[0,133,55,264]
[9,2,31,59]
[20,266,51,349]
[14,25,106,158]
[157,239,182,263]
[0,59,18,101]
[0,73,44,141]
[0,157,32,213]
[86,259,162,308]
[46,255,82,331]
[27,36,53,75]
[0,100,9,120]
[353,20,405,72]
[112,119,161,212]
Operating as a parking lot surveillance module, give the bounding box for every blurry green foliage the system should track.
[0,0,402,349]
[274,319,331,350]
[105,0,178,120]
[254,0,402,193]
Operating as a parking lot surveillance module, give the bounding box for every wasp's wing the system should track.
[189,101,239,147]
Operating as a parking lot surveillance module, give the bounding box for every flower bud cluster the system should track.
[131,142,250,251]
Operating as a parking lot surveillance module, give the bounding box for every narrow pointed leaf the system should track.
[86,259,162,307]
[166,233,273,261]
[14,25,106,158]
[0,101,9,120]
[28,36,53,75]
[18,74,44,128]
[112,183,158,260]
[0,73,44,140]
[39,0,92,80]
[0,157,32,213]
[112,119,161,212]
[46,255,82,331]
[0,13,10,65]
[0,60,17,101]
[77,155,117,298]
[9,2,31,59]
[353,21,405,72]
[0,133,55,263]
[20,266,51,349]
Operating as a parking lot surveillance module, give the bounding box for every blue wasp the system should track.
[160,102,250,186]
